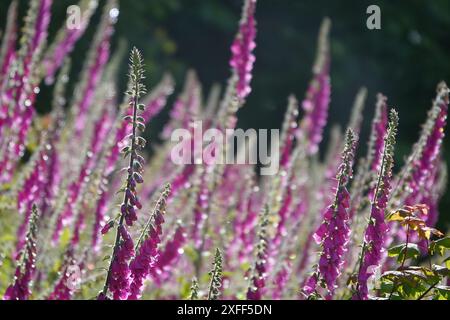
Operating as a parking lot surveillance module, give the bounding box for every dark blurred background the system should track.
[1,0,450,228]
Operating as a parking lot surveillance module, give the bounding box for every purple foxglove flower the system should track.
[153,224,186,284]
[140,73,174,122]
[297,18,331,155]
[161,71,201,139]
[387,83,448,247]
[70,211,86,247]
[47,248,79,300]
[72,0,117,138]
[230,0,257,101]
[303,128,356,298]
[191,170,211,248]
[0,0,18,89]
[367,94,388,180]
[279,95,299,171]
[0,0,52,183]
[350,94,387,217]
[394,82,448,206]
[4,205,39,300]
[100,48,149,299]
[354,110,398,300]
[52,104,114,244]
[109,226,135,300]
[15,138,58,254]
[42,0,99,84]
[272,263,290,300]
[128,185,170,300]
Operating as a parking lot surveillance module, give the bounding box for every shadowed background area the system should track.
[1,0,449,228]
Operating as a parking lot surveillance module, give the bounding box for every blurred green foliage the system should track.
[0,0,449,228]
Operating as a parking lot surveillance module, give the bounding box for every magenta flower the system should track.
[387,83,448,248]
[4,205,39,300]
[297,18,331,155]
[129,185,170,299]
[42,0,99,83]
[280,95,299,171]
[230,0,257,101]
[272,263,290,300]
[368,94,388,174]
[128,226,159,300]
[93,191,109,250]
[72,0,117,138]
[0,0,52,183]
[350,94,388,218]
[109,226,135,300]
[15,137,60,254]
[101,47,147,299]
[414,84,448,195]
[191,171,210,248]
[395,82,448,207]
[0,0,18,89]
[161,71,201,139]
[47,248,78,300]
[354,110,398,300]
[52,105,114,244]
[153,224,186,284]
[303,128,356,298]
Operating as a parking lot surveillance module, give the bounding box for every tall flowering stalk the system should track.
[161,70,200,140]
[3,205,39,300]
[303,128,356,298]
[39,59,70,217]
[354,110,398,300]
[351,94,388,216]
[71,0,117,139]
[0,0,18,89]
[52,100,115,244]
[101,47,147,299]
[230,0,257,101]
[280,95,300,172]
[247,205,269,300]
[297,18,331,155]
[15,142,47,254]
[392,82,449,208]
[207,248,223,300]
[0,0,52,182]
[42,0,99,83]
[107,73,174,177]
[128,184,170,300]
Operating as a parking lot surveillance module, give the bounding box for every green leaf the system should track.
[434,286,450,300]
[388,243,420,262]
[430,237,450,256]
